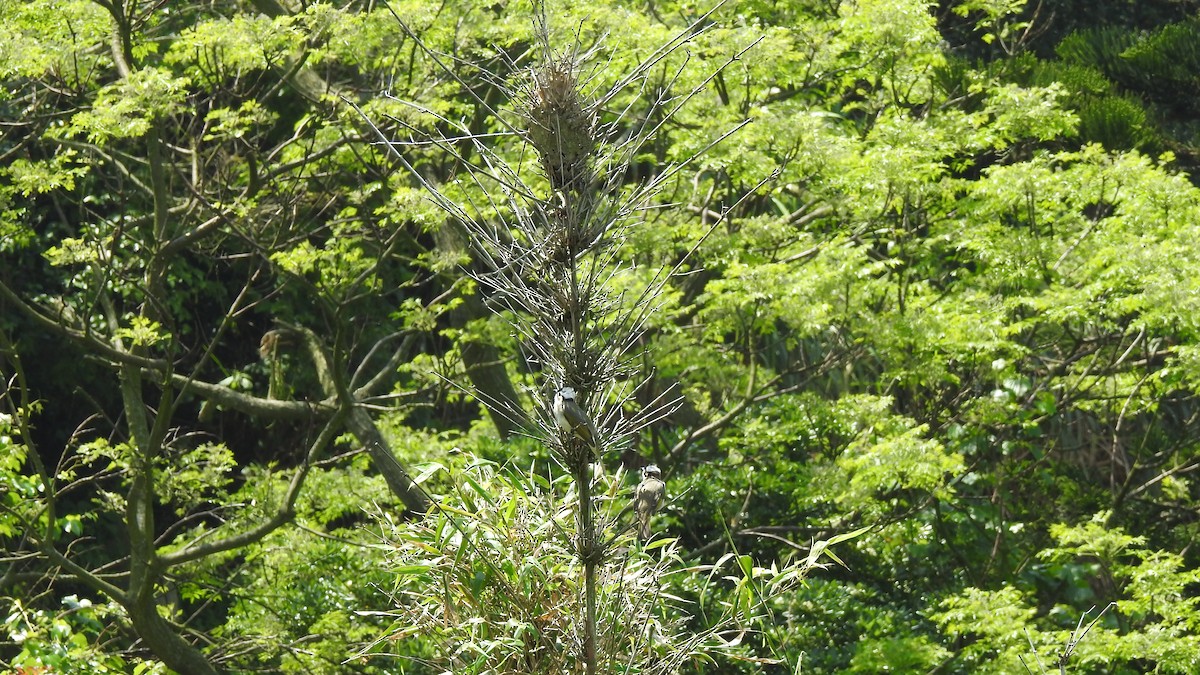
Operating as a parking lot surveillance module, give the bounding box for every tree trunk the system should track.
[345,406,431,514]
[290,324,431,514]
[127,598,220,675]
[436,221,526,439]
[454,293,526,440]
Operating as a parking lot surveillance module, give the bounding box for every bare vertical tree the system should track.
[352,3,768,670]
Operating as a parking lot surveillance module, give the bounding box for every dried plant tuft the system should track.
[522,58,597,193]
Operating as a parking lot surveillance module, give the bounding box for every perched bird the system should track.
[635,464,666,541]
[553,386,600,450]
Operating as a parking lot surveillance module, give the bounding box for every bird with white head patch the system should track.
[635,464,665,541]
[553,385,599,451]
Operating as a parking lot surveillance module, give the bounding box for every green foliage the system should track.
[365,458,851,673]
[1115,20,1200,103]
[848,634,951,673]
[113,315,170,348]
[770,394,963,514]
[1075,94,1153,151]
[367,461,635,671]
[5,0,1200,671]
[65,67,191,143]
[164,13,306,87]
[6,150,88,197]
[933,585,1038,672]
[2,595,164,674]
[155,442,236,515]
[160,460,401,672]
[1056,26,1137,74]
[951,0,1040,56]
[0,411,31,538]
[0,0,111,85]
[1051,18,1200,167]
[931,514,1200,673]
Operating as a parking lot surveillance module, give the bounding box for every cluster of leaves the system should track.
[362,459,860,673]
[934,514,1200,673]
[2,595,160,675]
[608,0,1200,671]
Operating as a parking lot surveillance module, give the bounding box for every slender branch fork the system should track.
[1020,602,1117,675]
